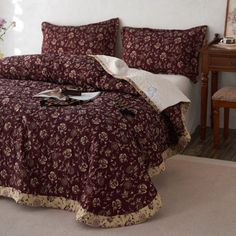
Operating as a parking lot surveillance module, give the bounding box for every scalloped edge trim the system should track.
[0,185,162,228]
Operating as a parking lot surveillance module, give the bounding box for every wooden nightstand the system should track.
[200,38,236,141]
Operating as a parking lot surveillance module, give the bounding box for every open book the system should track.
[33,88,101,101]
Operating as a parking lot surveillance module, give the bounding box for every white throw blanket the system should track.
[93,55,190,112]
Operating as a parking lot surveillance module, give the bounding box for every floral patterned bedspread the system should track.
[0,54,190,227]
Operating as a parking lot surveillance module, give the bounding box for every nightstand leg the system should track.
[211,72,218,127]
[200,74,208,141]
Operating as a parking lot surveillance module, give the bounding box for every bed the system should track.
[0,18,207,228]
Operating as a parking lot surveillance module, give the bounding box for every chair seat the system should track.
[212,86,236,148]
[212,87,236,102]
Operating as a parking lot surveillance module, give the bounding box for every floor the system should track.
[183,126,236,161]
[1,155,236,236]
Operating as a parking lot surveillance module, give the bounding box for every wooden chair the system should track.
[212,87,236,148]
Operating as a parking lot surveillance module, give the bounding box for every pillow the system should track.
[41,18,119,56]
[122,25,207,82]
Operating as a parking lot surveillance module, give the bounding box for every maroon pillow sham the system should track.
[122,25,207,82]
[42,18,119,56]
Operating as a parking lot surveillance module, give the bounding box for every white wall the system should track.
[1,0,236,129]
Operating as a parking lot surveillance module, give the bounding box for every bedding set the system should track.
[0,18,207,228]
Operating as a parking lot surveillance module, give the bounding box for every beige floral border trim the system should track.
[148,161,166,177]
[0,185,162,228]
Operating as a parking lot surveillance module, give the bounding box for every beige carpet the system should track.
[1,154,236,236]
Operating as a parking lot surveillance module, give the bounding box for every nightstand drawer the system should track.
[210,56,236,68]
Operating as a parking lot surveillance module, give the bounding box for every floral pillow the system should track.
[122,25,207,82]
[41,18,119,56]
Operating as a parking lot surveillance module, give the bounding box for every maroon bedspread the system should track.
[0,54,189,227]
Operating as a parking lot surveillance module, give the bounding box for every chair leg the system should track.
[213,106,220,148]
[224,108,229,140]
